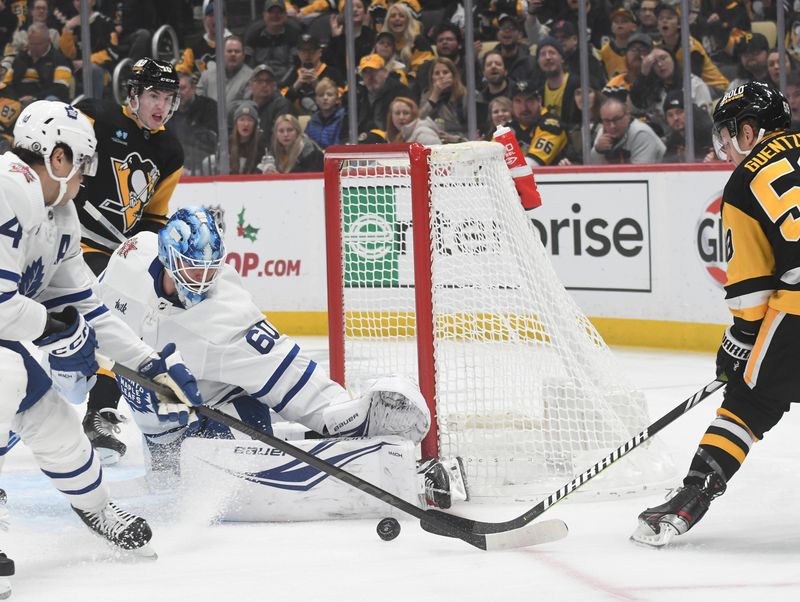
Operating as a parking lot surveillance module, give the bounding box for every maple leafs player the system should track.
[72,58,184,464]
[96,207,466,510]
[632,82,796,547]
[0,101,205,596]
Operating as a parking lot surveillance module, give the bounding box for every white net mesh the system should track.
[329,142,673,498]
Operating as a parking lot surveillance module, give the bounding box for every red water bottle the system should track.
[493,124,542,210]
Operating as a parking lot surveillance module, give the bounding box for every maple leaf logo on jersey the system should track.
[18,258,44,298]
[100,152,160,233]
[116,236,138,258]
[236,207,259,242]
[9,162,35,183]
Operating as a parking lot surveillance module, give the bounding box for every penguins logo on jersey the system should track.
[100,152,160,232]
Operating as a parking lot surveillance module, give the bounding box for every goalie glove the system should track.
[138,343,203,426]
[716,324,757,384]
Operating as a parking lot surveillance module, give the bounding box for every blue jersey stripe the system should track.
[84,305,108,322]
[56,468,104,496]
[0,290,16,303]
[42,289,92,309]
[252,344,300,399]
[273,360,317,412]
[41,448,95,479]
[0,269,20,283]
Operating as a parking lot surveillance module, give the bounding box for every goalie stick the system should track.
[420,379,727,537]
[98,357,568,551]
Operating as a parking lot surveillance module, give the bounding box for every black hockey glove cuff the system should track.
[715,324,757,383]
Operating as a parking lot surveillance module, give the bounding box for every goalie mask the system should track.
[158,207,226,308]
[13,100,98,205]
[127,58,181,128]
[712,81,790,160]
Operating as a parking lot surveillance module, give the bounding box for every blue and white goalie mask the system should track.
[158,207,226,307]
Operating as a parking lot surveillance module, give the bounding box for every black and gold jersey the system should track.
[74,99,184,255]
[510,109,568,166]
[722,129,800,324]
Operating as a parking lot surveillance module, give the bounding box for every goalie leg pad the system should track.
[323,376,431,443]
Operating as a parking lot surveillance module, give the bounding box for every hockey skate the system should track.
[83,409,127,465]
[630,473,726,547]
[72,501,156,558]
[418,457,469,509]
[0,489,12,600]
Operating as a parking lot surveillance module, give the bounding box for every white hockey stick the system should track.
[98,356,568,551]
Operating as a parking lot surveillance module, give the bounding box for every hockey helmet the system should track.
[712,81,790,160]
[158,206,226,308]
[127,58,181,125]
[13,100,98,204]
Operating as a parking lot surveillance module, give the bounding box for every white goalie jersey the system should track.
[96,232,352,436]
[0,152,157,399]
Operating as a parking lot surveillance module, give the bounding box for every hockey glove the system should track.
[138,343,203,426]
[33,306,99,378]
[715,325,756,384]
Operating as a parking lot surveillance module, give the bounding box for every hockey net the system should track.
[324,142,673,499]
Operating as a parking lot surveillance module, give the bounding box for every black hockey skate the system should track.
[72,501,154,556]
[83,409,127,465]
[630,473,726,547]
[0,489,13,600]
[418,457,469,509]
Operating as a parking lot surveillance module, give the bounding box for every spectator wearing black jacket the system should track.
[550,19,607,91]
[341,53,411,140]
[2,22,73,103]
[323,0,374,75]
[414,23,479,101]
[57,0,117,98]
[244,0,303,82]
[496,15,539,85]
[280,33,344,115]
[246,64,294,145]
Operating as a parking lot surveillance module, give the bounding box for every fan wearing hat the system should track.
[495,14,539,85]
[246,64,293,144]
[229,100,267,174]
[600,8,639,80]
[243,0,303,82]
[602,32,653,100]
[508,78,568,165]
[196,35,253,107]
[372,30,410,85]
[695,0,750,57]
[660,88,715,162]
[536,37,581,127]
[550,19,607,91]
[176,1,231,79]
[655,3,729,94]
[728,32,770,91]
[279,33,344,115]
[340,52,411,141]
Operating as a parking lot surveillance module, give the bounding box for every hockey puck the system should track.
[376,517,401,541]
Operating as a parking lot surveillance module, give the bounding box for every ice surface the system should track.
[3,341,799,601]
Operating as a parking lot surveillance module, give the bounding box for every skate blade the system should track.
[629,520,677,548]
[0,577,10,600]
[131,543,158,560]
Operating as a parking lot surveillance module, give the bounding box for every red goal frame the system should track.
[323,144,439,459]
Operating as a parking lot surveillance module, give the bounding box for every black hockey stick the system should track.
[100,358,568,551]
[420,379,726,537]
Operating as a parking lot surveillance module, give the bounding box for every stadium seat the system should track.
[751,21,777,48]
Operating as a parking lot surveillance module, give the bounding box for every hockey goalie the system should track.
[87,206,467,520]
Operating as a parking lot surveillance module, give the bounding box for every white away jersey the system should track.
[0,152,154,371]
[97,232,350,435]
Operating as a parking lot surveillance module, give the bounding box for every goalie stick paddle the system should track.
[100,357,567,551]
[419,379,727,537]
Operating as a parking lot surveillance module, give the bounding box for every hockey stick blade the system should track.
[102,357,567,551]
[422,379,726,536]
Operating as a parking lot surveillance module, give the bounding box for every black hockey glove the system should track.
[715,324,757,384]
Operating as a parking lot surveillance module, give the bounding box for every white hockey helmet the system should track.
[13,100,98,205]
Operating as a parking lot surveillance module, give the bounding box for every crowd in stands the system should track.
[1,0,800,173]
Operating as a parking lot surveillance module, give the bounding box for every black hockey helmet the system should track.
[712,81,790,159]
[128,58,180,95]
[127,58,180,126]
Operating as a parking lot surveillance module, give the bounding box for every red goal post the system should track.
[324,142,674,498]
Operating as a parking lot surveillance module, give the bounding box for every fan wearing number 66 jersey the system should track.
[92,207,466,516]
